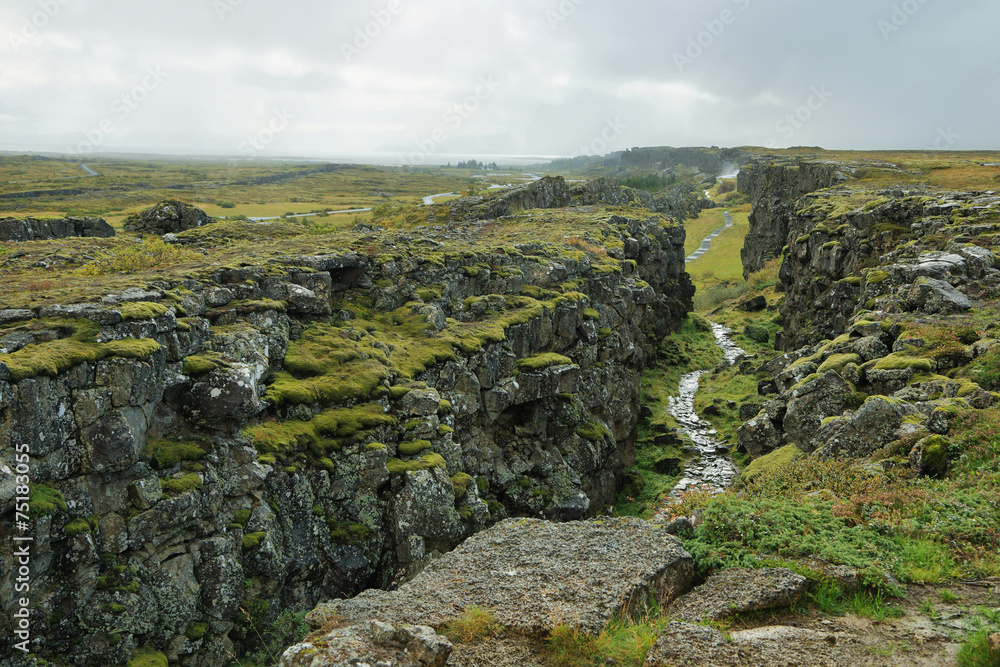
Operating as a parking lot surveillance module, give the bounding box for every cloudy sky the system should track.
[1,0,997,163]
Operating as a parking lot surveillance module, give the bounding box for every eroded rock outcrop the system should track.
[0,216,115,241]
[738,158,855,277]
[124,200,216,235]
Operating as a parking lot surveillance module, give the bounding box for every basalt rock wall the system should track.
[0,208,692,666]
[738,159,854,278]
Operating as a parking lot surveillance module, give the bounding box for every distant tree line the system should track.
[449,160,499,170]
[621,173,677,192]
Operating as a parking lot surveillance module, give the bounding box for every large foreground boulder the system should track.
[300,517,693,639]
[124,200,215,234]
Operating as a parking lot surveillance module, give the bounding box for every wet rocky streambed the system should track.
[668,322,746,496]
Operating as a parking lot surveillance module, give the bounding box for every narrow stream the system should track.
[667,322,746,496]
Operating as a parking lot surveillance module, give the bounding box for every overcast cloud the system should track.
[0,0,997,163]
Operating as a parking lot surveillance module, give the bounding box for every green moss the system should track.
[398,439,432,456]
[795,234,811,244]
[118,302,169,321]
[576,421,611,442]
[818,353,861,374]
[146,438,210,470]
[64,518,91,536]
[438,399,452,415]
[185,622,209,641]
[246,403,396,457]
[740,445,802,483]
[389,385,411,400]
[866,270,890,285]
[386,453,447,475]
[515,352,574,372]
[416,287,441,302]
[242,531,266,549]
[160,473,203,495]
[0,318,161,382]
[451,472,474,497]
[182,352,230,377]
[583,308,600,320]
[838,276,862,286]
[920,435,950,469]
[364,442,387,451]
[29,484,67,516]
[328,519,371,544]
[873,353,934,373]
[233,509,252,526]
[437,424,454,436]
[476,476,490,494]
[127,650,168,667]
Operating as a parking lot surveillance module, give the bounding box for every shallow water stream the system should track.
[667,322,745,496]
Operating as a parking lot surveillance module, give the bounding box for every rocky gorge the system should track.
[0,177,694,666]
[2,152,999,667]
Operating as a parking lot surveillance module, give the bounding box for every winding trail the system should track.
[686,210,733,262]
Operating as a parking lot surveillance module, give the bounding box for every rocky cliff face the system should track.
[0,202,691,665]
[0,216,115,242]
[738,158,856,277]
[737,165,1000,479]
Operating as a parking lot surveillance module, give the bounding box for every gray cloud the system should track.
[1,0,996,160]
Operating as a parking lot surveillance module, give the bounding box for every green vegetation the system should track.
[398,440,432,456]
[386,453,448,475]
[242,531,267,549]
[64,518,91,536]
[245,403,396,459]
[127,650,168,667]
[441,607,505,643]
[182,352,231,377]
[661,455,999,587]
[0,318,161,382]
[160,473,203,495]
[146,438,210,469]
[545,610,665,667]
[184,622,210,641]
[515,352,574,371]
[576,421,611,442]
[450,472,474,497]
[29,484,67,516]
[76,238,199,276]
